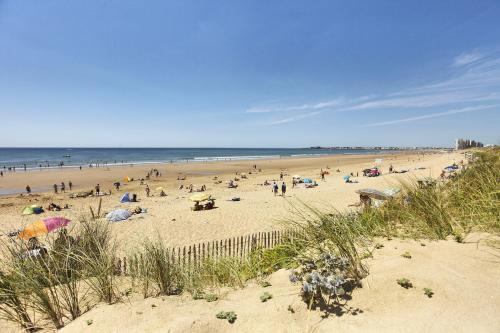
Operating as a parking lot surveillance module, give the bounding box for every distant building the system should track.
[455,138,484,150]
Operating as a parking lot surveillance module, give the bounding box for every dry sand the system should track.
[0,151,461,248]
[57,233,500,333]
[1,151,499,332]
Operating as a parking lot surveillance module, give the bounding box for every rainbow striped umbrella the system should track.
[19,217,71,240]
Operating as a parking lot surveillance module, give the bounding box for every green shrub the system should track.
[397,278,413,289]
[260,292,272,302]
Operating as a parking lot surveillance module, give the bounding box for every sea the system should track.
[0,147,387,170]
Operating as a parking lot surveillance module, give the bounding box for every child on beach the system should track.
[95,184,100,195]
[61,182,66,192]
[53,184,58,193]
[26,185,31,194]
[68,181,72,190]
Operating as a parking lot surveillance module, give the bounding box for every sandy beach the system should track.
[0,151,462,248]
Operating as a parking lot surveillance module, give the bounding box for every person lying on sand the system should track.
[349,194,372,212]
[47,203,62,211]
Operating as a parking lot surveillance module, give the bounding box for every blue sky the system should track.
[0,0,499,148]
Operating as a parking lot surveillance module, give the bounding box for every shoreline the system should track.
[0,150,441,196]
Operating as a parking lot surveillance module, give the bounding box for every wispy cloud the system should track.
[268,111,321,125]
[247,49,500,125]
[247,99,344,113]
[453,51,485,67]
[361,105,499,127]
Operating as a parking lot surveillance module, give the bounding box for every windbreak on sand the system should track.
[19,217,70,240]
[189,193,212,202]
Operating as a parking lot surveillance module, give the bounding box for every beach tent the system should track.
[124,176,132,182]
[22,205,44,215]
[383,187,401,197]
[106,209,132,222]
[189,193,212,202]
[120,192,131,203]
[303,178,313,184]
[343,175,351,182]
[356,189,390,200]
[19,217,70,240]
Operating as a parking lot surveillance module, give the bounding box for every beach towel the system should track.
[120,192,130,203]
[106,209,132,222]
[22,205,43,215]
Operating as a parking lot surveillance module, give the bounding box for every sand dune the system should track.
[58,234,500,333]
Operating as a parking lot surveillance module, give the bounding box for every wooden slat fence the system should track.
[115,229,297,275]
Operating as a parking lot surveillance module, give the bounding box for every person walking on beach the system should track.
[68,181,72,190]
[0,171,3,177]
[60,182,66,193]
[145,184,150,197]
[272,182,278,196]
[281,182,286,197]
[95,184,100,195]
[280,172,283,181]
[53,184,58,194]
[26,185,31,194]
[321,171,325,181]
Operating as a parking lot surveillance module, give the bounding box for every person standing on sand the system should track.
[145,184,150,197]
[95,184,100,195]
[281,182,286,197]
[61,182,66,193]
[68,181,72,190]
[26,185,31,194]
[280,172,283,181]
[53,184,58,193]
[0,171,3,177]
[272,182,278,196]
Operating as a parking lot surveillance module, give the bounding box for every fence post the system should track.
[193,244,197,268]
[182,247,186,267]
[202,242,206,262]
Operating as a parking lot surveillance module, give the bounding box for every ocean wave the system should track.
[193,155,281,161]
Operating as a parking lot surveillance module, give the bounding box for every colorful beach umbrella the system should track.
[189,193,212,202]
[19,217,70,240]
